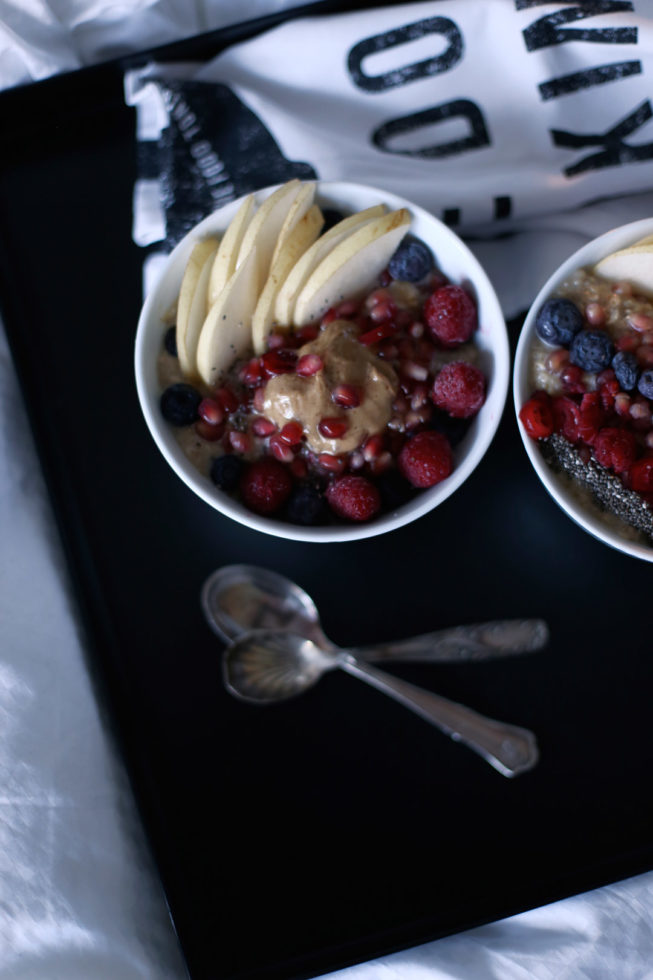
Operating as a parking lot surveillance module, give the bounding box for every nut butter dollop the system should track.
[263,320,398,454]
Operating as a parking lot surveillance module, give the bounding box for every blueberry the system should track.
[160,383,201,426]
[612,350,639,391]
[388,235,434,283]
[164,326,178,357]
[321,208,345,232]
[430,410,471,447]
[638,369,653,400]
[210,454,243,491]
[286,484,328,525]
[535,298,583,347]
[569,329,614,373]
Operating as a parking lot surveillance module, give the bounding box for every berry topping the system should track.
[398,430,453,488]
[637,368,653,400]
[535,298,583,347]
[160,383,202,426]
[261,349,297,376]
[569,329,614,372]
[326,475,381,522]
[287,484,328,525]
[552,396,581,444]
[431,362,486,419]
[630,457,653,493]
[198,397,225,426]
[577,391,605,444]
[240,457,292,514]
[332,384,362,408]
[210,454,243,491]
[296,354,323,377]
[164,326,178,357]
[318,416,349,439]
[612,350,640,391]
[593,427,638,474]
[519,392,554,440]
[388,235,434,283]
[424,284,477,348]
[279,421,303,446]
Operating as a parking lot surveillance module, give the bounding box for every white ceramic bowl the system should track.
[514,217,653,563]
[135,181,509,542]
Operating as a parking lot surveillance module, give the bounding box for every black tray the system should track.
[2,10,653,980]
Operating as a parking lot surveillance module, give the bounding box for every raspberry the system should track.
[552,396,581,443]
[577,391,605,444]
[519,391,554,440]
[240,457,292,514]
[398,430,453,488]
[629,456,653,493]
[424,284,477,347]
[593,427,638,474]
[326,475,381,522]
[431,362,486,418]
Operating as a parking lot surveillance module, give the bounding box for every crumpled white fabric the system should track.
[3,2,653,980]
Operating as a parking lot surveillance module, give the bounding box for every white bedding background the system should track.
[2,2,653,978]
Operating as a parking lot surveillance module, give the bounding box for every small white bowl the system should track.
[514,217,653,563]
[135,181,509,542]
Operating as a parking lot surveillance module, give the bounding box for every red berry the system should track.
[279,421,303,446]
[240,458,292,514]
[269,433,294,463]
[424,284,477,347]
[326,475,381,522]
[195,418,224,442]
[519,392,554,440]
[296,354,323,377]
[560,363,586,394]
[332,384,362,408]
[398,430,453,488]
[198,397,225,426]
[577,391,605,444]
[593,427,638,474]
[431,362,486,419]
[318,416,349,439]
[552,396,581,443]
[630,456,653,493]
[261,349,297,376]
[358,322,396,346]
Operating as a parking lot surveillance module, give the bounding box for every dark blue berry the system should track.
[535,298,583,347]
[321,208,346,233]
[612,350,639,391]
[210,454,243,491]
[375,470,415,510]
[388,235,434,283]
[430,410,472,447]
[569,329,614,372]
[160,383,201,426]
[637,369,653,400]
[286,484,327,525]
[164,326,178,357]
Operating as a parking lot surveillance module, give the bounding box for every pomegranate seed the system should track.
[561,364,586,394]
[321,307,338,325]
[295,324,319,342]
[370,301,396,323]
[267,332,287,350]
[409,321,424,339]
[349,451,365,470]
[252,417,277,438]
[195,419,224,441]
[546,349,570,373]
[279,421,303,446]
[269,434,294,462]
[229,430,251,454]
[628,312,653,333]
[387,415,405,432]
[630,400,650,421]
[318,416,349,439]
[366,288,393,309]
[378,340,399,359]
[290,457,308,479]
[616,334,640,352]
[411,384,429,410]
[198,397,225,426]
[359,322,396,345]
[253,387,266,412]
[585,302,606,326]
[362,434,384,461]
[615,393,632,417]
[240,358,263,386]
[317,453,346,473]
[261,349,297,376]
[334,299,359,318]
[401,360,429,382]
[216,386,240,413]
[393,394,409,414]
[332,384,361,408]
[405,406,432,430]
[370,450,393,474]
[637,345,653,367]
[296,353,323,377]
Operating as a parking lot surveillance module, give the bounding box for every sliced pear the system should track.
[252,204,324,354]
[196,247,259,387]
[595,246,653,297]
[269,182,316,268]
[236,180,302,286]
[293,209,411,326]
[207,194,255,306]
[175,237,219,378]
[275,204,387,326]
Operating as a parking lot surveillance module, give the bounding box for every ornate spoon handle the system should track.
[339,657,539,777]
[355,619,549,664]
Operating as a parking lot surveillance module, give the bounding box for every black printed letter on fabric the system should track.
[153,79,316,249]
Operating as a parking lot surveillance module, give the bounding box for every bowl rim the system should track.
[513,216,653,563]
[135,179,510,542]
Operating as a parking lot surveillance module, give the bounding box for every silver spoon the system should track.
[201,564,549,663]
[224,629,540,778]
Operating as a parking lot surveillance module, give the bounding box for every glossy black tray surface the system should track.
[2,12,653,980]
